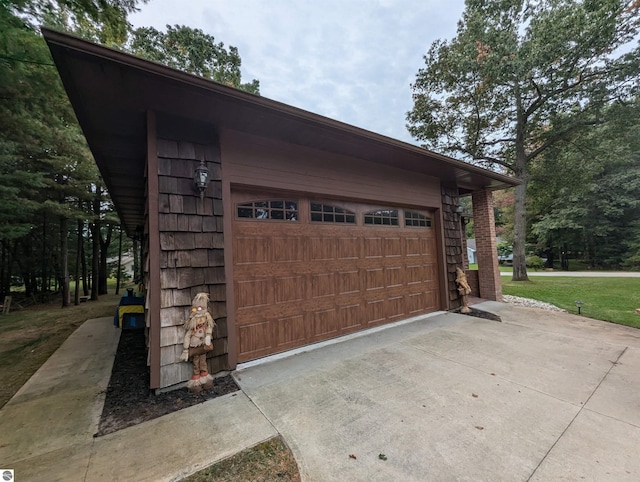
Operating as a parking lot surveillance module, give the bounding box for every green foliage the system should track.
[127,24,260,94]
[5,0,146,44]
[529,100,640,268]
[502,276,640,328]
[407,0,640,279]
[525,255,544,270]
[0,1,138,297]
[497,241,513,258]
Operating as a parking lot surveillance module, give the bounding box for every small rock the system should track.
[503,295,566,312]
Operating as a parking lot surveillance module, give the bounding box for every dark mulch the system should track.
[95,329,239,437]
[456,307,502,322]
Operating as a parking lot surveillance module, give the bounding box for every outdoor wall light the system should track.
[575,300,584,315]
[194,160,209,199]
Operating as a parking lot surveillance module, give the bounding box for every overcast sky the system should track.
[129,0,466,144]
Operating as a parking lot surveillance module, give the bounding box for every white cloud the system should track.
[129,0,465,143]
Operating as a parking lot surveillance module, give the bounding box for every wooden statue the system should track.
[455,267,472,314]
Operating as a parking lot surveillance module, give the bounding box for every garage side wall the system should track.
[155,138,228,389]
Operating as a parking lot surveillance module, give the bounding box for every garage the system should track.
[45,28,518,389]
[232,191,440,362]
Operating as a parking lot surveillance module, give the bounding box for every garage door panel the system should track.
[238,321,272,359]
[385,266,404,288]
[339,303,363,331]
[234,236,271,265]
[310,308,340,340]
[311,272,337,298]
[274,275,305,304]
[387,295,406,321]
[233,193,441,362]
[364,268,385,291]
[365,299,386,325]
[309,237,337,261]
[274,314,306,348]
[236,279,270,308]
[337,237,360,259]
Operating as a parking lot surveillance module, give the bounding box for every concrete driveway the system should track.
[235,302,640,481]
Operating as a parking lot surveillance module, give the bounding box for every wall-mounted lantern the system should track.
[194,160,209,199]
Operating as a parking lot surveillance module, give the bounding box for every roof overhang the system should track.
[42,28,520,235]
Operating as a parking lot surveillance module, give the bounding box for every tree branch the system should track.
[526,118,603,161]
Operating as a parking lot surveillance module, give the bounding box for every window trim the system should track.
[363,208,400,227]
[236,199,299,221]
[309,202,356,224]
[404,210,432,228]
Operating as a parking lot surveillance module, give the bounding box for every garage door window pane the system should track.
[405,211,432,227]
[310,203,356,224]
[364,209,399,226]
[237,200,298,221]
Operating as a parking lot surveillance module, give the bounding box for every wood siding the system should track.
[155,137,228,388]
[221,130,442,209]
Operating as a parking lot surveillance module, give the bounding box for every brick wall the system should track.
[465,270,480,297]
[471,189,502,301]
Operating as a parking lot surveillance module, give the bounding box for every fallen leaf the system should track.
[475,426,484,430]
[379,453,388,461]
[349,454,357,460]
[490,373,496,376]
[472,393,478,398]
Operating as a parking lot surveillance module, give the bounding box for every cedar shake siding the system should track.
[154,137,228,388]
[441,184,465,309]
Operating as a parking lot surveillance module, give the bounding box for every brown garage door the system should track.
[232,192,440,362]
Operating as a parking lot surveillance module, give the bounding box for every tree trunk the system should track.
[81,235,88,296]
[116,225,123,295]
[60,216,70,307]
[512,149,529,281]
[133,237,140,283]
[41,212,47,294]
[90,222,100,300]
[98,224,112,295]
[74,220,82,305]
[0,240,7,298]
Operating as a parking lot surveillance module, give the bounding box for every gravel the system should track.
[503,295,567,312]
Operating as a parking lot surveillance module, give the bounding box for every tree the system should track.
[0,1,138,301]
[529,99,640,269]
[407,0,640,280]
[127,24,260,94]
[6,0,145,44]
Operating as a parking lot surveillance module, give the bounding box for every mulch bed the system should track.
[95,329,239,437]
[457,306,502,322]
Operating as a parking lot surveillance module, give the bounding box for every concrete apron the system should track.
[235,304,640,482]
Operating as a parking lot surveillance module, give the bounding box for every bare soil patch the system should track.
[95,329,239,437]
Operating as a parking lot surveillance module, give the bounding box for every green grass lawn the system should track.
[502,277,640,329]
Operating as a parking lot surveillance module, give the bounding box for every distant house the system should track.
[44,28,519,391]
[466,239,477,264]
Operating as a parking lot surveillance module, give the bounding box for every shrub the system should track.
[526,255,544,271]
